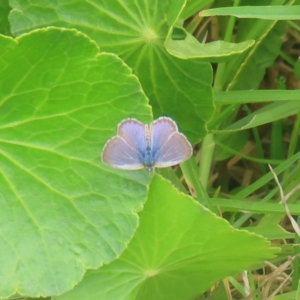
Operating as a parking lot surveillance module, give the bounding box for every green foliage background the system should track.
[0,0,299,299]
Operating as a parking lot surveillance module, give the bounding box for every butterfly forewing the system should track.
[118,119,147,152]
[152,118,193,168]
[151,117,178,152]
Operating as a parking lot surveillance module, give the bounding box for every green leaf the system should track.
[214,90,300,104]
[0,27,152,298]
[165,32,255,62]
[180,0,213,20]
[207,281,229,300]
[223,101,300,131]
[226,20,286,91]
[232,151,300,200]
[295,59,300,80]
[214,130,248,161]
[9,0,214,142]
[0,0,11,35]
[56,175,278,300]
[273,291,298,300]
[245,215,294,240]
[213,0,287,91]
[210,199,300,215]
[201,5,300,20]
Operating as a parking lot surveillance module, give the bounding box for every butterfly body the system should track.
[102,117,192,171]
[140,146,156,171]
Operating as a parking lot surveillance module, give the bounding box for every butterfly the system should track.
[102,117,193,172]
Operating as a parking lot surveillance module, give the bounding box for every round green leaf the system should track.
[0,27,152,298]
[9,0,215,142]
[56,175,278,300]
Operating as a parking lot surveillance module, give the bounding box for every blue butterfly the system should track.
[102,117,192,172]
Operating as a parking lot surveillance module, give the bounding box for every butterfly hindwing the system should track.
[118,119,147,153]
[102,136,144,170]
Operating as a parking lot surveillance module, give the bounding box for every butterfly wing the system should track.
[102,119,146,170]
[118,119,147,151]
[151,117,178,151]
[102,136,144,170]
[151,117,192,168]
